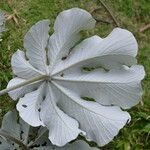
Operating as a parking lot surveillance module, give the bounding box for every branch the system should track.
[91,8,112,24]
[95,18,112,24]
[0,75,48,96]
[98,0,119,27]
[0,131,30,150]
[140,24,150,32]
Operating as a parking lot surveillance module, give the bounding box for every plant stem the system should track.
[98,0,119,27]
[140,23,150,32]
[0,131,30,150]
[0,75,48,96]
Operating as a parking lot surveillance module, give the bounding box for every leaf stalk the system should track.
[0,75,49,96]
[0,131,30,150]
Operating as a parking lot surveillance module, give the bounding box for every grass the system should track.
[0,0,150,149]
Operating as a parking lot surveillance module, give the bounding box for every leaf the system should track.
[40,83,83,146]
[30,127,51,147]
[51,82,130,146]
[0,137,14,149]
[0,110,20,140]
[7,77,42,100]
[53,65,144,109]
[24,20,50,73]
[0,110,30,149]
[58,140,99,150]
[33,140,99,150]
[11,50,44,79]
[48,8,96,68]
[7,8,145,147]
[0,111,98,150]
[17,83,45,127]
[51,29,138,75]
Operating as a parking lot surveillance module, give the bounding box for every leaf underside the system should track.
[7,8,145,147]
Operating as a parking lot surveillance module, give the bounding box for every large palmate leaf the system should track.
[7,8,145,147]
[0,111,98,150]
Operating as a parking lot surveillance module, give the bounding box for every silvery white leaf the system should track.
[0,111,27,150]
[51,28,138,75]
[17,82,83,146]
[51,81,130,146]
[40,83,83,146]
[0,137,14,150]
[33,140,99,150]
[7,8,145,147]
[55,140,99,150]
[0,110,20,140]
[0,111,45,149]
[0,111,98,150]
[24,20,50,73]
[0,111,18,149]
[17,83,45,127]
[7,77,42,100]
[19,118,30,145]
[48,8,96,69]
[11,50,44,79]
[53,65,145,108]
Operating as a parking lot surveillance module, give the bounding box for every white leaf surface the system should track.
[19,118,30,144]
[55,140,99,150]
[0,111,22,150]
[0,137,14,150]
[53,65,145,108]
[0,111,48,149]
[0,110,20,140]
[40,83,83,146]
[0,111,43,149]
[51,28,138,75]
[0,111,35,149]
[7,77,41,100]
[48,8,96,68]
[0,111,98,150]
[34,140,99,150]
[52,81,131,146]
[7,8,145,147]
[17,83,45,127]
[24,20,50,73]
[11,50,43,79]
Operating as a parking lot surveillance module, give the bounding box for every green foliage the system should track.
[0,0,150,149]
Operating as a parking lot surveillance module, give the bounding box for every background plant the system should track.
[0,110,99,150]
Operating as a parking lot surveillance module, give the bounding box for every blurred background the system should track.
[0,0,150,149]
